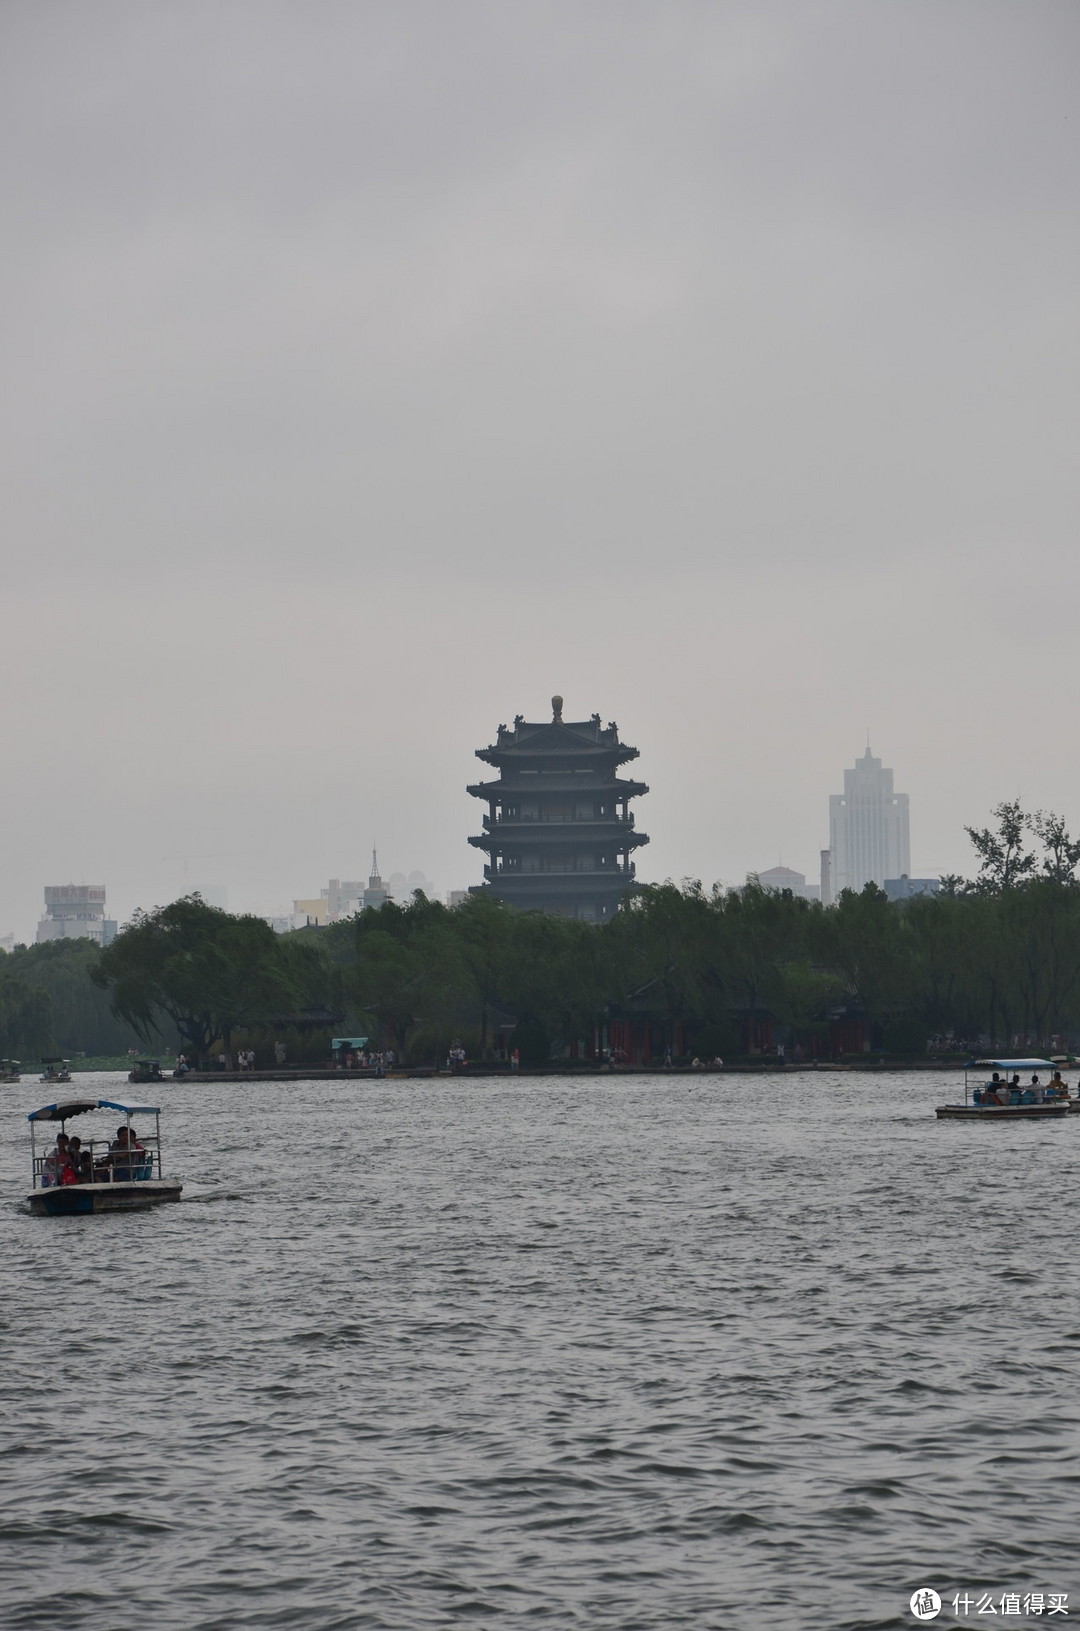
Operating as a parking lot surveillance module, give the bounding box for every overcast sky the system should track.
[3,1,1078,937]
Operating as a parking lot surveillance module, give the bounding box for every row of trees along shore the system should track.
[5,801,1080,1066]
[73,802,1080,1066]
[0,937,153,1062]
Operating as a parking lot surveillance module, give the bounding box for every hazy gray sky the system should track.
[3,1,1078,937]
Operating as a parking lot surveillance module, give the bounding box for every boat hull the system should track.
[935,1102,1071,1121]
[28,1180,183,1215]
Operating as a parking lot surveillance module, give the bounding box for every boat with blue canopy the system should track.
[935,1058,1072,1121]
[26,1098,183,1214]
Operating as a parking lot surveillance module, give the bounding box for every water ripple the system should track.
[3,1071,1080,1628]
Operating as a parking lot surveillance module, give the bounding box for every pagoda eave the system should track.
[467,778,649,800]
[469,827,649,851]
[479,746,639,766]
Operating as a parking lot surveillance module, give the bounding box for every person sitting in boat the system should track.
[129,1128,148,1177]
[1030,1074,1045,1104]
[1049,1070,1068,1100]
[64,1135,90,1184]
[981,1073,1005,1104]
[115,1125,149,1177]
[107,1126,134,1181]
[54,1135,81,1186]
[42,1132,71,1186]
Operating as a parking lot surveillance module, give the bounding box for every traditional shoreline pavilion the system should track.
[467,696,649,921]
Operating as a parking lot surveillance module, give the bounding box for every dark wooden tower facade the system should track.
[467,696,649,921]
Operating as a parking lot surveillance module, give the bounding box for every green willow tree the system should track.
[0,959,52,1057]
[93,896,304,1063]
[7,938,144,1056]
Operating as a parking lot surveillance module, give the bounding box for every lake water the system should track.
[2,1069,1079,1630]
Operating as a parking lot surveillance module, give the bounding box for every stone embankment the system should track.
[176,1058,968,1083]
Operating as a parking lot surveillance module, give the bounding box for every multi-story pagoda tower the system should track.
[467,696,649,921]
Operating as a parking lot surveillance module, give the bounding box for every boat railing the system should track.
[32,1135,163,1190]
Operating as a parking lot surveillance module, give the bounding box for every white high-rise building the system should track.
[36,884,117,946]
[755,865,820,902]
[826,747,910,897]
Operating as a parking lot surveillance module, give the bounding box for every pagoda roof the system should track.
[475,714,639,769]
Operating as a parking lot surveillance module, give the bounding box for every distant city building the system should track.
[363,851,388,911]
[825,746,910,896]
[292,897,329,927]
[36,884,117,946]
[446,890,469,908]
[756,865,820,902]
[386,870,433,904]
[264,915,294,935]
[322,879,365,918]
[884,875,941,902]
[467,695,649,922]
[192,885,228,911]
[318,866,433,921]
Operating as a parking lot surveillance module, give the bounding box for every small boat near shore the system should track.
[128,1059,165,1084]
[27,1098,183,1215]
[1,1059,20,1083]
[39,1058,71,1084]
[936,1058,1072,1121]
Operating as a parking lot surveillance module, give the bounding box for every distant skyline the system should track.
[8,733,953,940]
[3,3,1078,942]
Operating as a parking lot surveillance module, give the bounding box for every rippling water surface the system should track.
[3,1070,1079,1630]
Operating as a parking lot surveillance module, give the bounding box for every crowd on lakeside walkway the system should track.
[337,1047,394,1074]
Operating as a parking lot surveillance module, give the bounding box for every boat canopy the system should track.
[28,1101,99,1122]
[28,1098,161,1122]
[972,1058,1056,1072]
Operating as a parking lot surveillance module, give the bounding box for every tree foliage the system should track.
[76,801,1080,1066]
[0,938,148,1058]
[93,897,308,1061]
[0,958,52,1057]
[964,800,1080,893]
